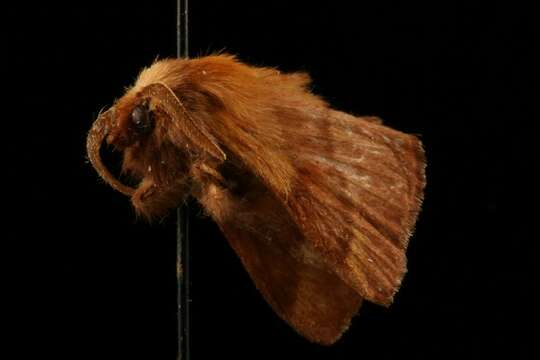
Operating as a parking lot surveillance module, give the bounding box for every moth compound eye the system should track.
[131,103,154,134]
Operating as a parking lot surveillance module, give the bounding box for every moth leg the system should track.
[189,161,239,223]
[190,161,227,188]
[131,178,157,213]
[131,177,189,220]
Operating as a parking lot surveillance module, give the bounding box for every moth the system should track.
[87,54,426,345]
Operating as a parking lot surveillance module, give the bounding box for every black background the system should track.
[6,1,536,359]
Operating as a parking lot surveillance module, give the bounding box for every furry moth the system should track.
[86,54,426,345]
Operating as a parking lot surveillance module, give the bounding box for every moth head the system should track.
[87,81,225,218]
[105,97,155,149]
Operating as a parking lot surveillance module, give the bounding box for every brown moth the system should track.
[86,54,426,345]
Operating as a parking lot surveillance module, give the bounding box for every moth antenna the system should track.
[138,82,227,161]
[86,109,135,196]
